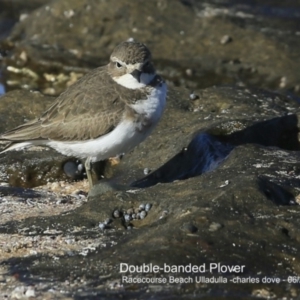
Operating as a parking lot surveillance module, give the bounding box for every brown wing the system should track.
[1,66,131,142]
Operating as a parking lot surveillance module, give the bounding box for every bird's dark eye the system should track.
[116,62,122,68]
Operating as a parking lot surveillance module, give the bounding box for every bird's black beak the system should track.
[131,69,142,83]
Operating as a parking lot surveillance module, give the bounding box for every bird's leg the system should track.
[85,157,94,189]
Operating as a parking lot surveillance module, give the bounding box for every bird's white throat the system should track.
[113,73,155,89]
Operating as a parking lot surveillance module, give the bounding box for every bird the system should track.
[0,41,167,189]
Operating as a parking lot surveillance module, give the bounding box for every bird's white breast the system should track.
[130,81,167,124]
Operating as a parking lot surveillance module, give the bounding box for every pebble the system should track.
[63,161,78,178]
[127,208,134,215]
[189,92,199,100]
[220,35,232,44]
[63,160,85,178]
[279,76,287,88]
[25,286,36,297]
[185,68,193,76]
[19,13,28,22]
[11,286,25,299]
[111,203,152,228]
[144,168,151,175]
[208,222,222,232]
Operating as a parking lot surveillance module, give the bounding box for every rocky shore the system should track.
[0,0,300,299]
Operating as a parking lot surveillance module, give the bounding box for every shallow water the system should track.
[0,69,6,95]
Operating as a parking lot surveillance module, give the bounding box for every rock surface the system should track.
[0,0,300,299]
[2,0,300,95]
[0,85,300,299]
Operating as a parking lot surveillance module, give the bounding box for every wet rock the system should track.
[0,90,54,133]
[2,0,300,95]
[0,149,81,187]
[122,86,300,188]
[0,0,49,41]
[258,177,297,206]
[2,139,300,298]
[1,0,50,19]
[0,87,300,296]
[131,133,233,187]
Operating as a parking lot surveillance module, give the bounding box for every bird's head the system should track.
[108,41,156,89]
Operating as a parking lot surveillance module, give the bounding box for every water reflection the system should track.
[0,70,5,95]
[0,82,5,95]
[131,114,299,188]
[198,0,300,19]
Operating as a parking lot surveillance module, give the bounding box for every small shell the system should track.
[139,204,145,210]
[113,210,121,218]
[145,203,152,212]
[127,208,134,215]
[140,211,147,219]
[104,218,112,225]
[189,93,199,101]
[99,223,106,230]
[25,286,36,298]
[77,163,84,172]
[124,214,131,222]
